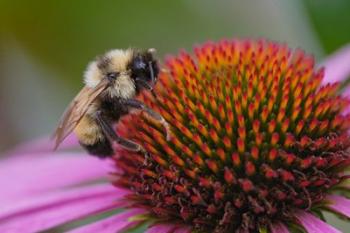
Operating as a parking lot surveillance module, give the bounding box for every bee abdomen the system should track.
[74,115,114,157]
[80,138,114,157]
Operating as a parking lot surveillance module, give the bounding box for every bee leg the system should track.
[123,99,171,141]
[95,111,147,154]
[135,77,157,99]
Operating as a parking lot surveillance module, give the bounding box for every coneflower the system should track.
[115,39,350,232]
[1,39,350,233]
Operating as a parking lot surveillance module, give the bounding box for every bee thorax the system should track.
[108,75,136,99]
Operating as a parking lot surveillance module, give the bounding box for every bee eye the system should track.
[106,72,119,80]
[134,58,146,70]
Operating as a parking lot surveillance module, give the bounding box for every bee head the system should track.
[84,48,159,98]
[130,48,159,93]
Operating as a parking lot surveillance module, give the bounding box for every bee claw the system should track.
[140,148,152,166]
[137,144,146,154]
[151,89,157,99]
[160,119,172,141]
[165,130,172,141]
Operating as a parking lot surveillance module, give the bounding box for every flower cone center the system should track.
[114,39,350,232]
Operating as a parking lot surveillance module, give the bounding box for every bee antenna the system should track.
[149,61,155,85]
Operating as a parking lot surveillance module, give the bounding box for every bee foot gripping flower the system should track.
[115,39,350,232]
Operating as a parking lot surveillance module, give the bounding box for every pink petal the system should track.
[295,210,341,233]
[271,222,289,233]
[173,226,192,233]
[0,153,112,203]
[327,195,350,218]
[0,184,129,217]
[7,134,79,156]
[146,223,177,233]
[68,208,146,233]
[0,184,128,233]
[321,44,350,84]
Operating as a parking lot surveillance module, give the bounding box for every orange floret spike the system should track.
[193,154,204,166]
[201,143,212,157]
[192,134,203,147]
[248,103,255,120]
[225,95,232,110]
[227,110,234,125]
[281,119,290,133]
[212,118,221,132]
[253,120,260,134]
[225,122,233,137]
[206,160,219,173]
[255,133,263,146]
[251,146,259,160]
[284,133,295,148]
[245,161,256,176]
[171,155,185,167]
[268,120,276,133]
[261,106,269,123]
[238,115,245,128]
[224,167,236,184]
[271,132,279,146]
[291,107,301,121]
[218,104,226,120]
[223,136,232,149]
[268,149,278,161]
[182,145,194,158]
[235,101,242,115]
[296,120,304,135]
[198,124,209,137]
[209,129,219,143]
[237,138,245,153]
[217,148,226,161]
[277,109,286,123]
[232,152,241,166]
[209,96,218,112]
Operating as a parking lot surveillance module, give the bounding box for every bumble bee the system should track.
[53,48,170,158]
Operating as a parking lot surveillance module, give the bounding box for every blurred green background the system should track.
[0,0,349,231]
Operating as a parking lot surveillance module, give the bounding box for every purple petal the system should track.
[145,223,177,233]
[68,208,146,233]
[0,184,128,233]
[321,44,350,84]
[327,194,350,218]
[173,226,192,233]
[7,134,79,156]
[271,222,289,233]
[295,210,342,233]
[0,153,112,203]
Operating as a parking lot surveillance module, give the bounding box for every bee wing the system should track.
[52,78,110,150]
